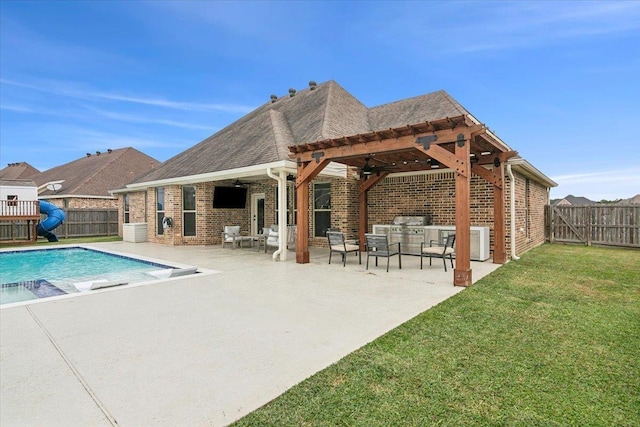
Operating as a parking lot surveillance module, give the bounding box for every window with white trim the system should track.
[183,185,196,237]
[124,194,130,224]
[156,187,165,235]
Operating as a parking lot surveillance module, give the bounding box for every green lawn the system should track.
[234,244,640,426]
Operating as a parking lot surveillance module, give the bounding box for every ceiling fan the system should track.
[361,158,391,176]
[232,179,251,187]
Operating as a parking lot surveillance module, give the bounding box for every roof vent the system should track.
[96,151,101,156]
[86,153,91,157]
[288,88,296,97]
[309,81,317,90]
[107,148,113,153]
[270,94,278,103]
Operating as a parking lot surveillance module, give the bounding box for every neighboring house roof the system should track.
[621,194,640,204]
[35,148,159,198]
[126,80,553,188]
[553,195,594,206]
[0,162,40,180]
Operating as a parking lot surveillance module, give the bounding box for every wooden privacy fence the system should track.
[547,204,639,248]
[0,208,119,241]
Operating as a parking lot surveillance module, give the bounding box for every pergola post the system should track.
[492,161,507,264]
[453,135,472,286]
[295,177,310,263]
[295,158,330,263]
[358,181,368,251]
[471,159,509,264]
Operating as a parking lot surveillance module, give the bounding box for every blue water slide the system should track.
[37,200,66,242]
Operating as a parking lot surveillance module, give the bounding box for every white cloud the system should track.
[89,92,254,114]
[377,1,640,55]
[0,78,254,114]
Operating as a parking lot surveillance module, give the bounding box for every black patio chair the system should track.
[420,233,456,271]
[327,231,361,267]
[364,233,401,272]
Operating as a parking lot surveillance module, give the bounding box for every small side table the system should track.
[252,234,267,252]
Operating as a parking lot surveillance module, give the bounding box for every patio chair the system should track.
[266,228,279,251]
[286,225,297,249]
[327,231,361,267]
[221,225,251,249]
[420,233,455,271]
[364,233,401,272]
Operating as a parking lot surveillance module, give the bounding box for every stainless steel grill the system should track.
[390,216,432,255]
[392,215,431,226]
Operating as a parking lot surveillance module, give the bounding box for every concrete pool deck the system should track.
[1,241,501,426]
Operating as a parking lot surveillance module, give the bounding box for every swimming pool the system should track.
[0,247,177,305]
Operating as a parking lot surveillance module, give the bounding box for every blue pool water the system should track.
[0,247,175,305]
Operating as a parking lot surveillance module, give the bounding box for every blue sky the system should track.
[1,0,638,201]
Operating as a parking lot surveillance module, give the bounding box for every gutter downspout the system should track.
[507,164,520,260]
[266,168,287,261]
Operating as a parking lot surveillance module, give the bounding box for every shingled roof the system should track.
[0,162,40,180]
[130,80,470,185]
[35,148,159,197]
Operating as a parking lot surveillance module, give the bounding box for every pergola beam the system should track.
[293,126,484,164]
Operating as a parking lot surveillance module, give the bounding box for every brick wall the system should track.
[117,191,146,237]
[367,171,496,249]
[120,169,549,258]
[510,173,548,255]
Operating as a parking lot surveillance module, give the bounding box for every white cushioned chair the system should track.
[221,225,252,249]
[266,229,279,251]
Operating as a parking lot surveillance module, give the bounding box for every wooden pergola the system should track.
[289,115,517,286]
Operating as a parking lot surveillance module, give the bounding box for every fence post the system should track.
[586,205,592,246]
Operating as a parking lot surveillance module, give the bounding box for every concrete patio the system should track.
[1,242,501,426]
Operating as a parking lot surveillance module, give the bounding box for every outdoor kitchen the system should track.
[372,216,490,261]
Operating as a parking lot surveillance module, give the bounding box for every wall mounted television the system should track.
[212,186,247,209]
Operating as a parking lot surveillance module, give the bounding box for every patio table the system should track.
[250,234,267,252]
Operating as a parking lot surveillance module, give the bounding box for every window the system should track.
[313,182,331,237]
[7,195,18,207]
[124,194,130,224]
[183,185,196,237]
[156,187,165,235]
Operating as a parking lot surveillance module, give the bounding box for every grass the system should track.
[0,235,122,249]
[234,244,640,426]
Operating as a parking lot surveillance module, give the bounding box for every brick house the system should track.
[33,147,159,210]
[114,81,556,284]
